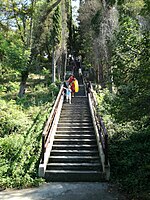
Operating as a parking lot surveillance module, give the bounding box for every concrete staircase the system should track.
[45,94,104,182]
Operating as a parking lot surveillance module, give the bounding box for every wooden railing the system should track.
[86,81,109,166]
[41,84,64,164]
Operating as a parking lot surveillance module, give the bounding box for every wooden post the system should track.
[104,134,108,165]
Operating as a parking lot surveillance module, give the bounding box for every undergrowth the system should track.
[96,88,150,200]
[0,74,59,189]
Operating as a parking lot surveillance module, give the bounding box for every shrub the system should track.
[96,87,150,199]
[0,99,31,137]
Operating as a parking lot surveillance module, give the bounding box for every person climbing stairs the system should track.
[44,80,104,182]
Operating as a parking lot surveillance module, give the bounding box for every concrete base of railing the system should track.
[104,164,110,181]
[88,93,110,181]
[39,142,52,177]
[38,94,64,177]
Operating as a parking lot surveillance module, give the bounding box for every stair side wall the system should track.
[38,95,64,177]
[88,93,110,180]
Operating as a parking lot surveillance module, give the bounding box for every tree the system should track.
[18,0,63,96]
[78,0,118,89]
[111,15,150,121]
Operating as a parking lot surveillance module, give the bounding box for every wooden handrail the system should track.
[41,84,64,164]
[86,81,109,165]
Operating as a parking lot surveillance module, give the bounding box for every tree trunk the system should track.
[18,70,29,97]
[62,51,67,80]
[52,46,56,83]
[107,62,112,92]
[99,62,105,88]
[57,59,61,81]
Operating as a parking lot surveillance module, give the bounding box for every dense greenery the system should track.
[0,0,70,189]
[94,3,150,198]
[96,87,150,199]
[0,69,59,188]
[0,0,149,199]
[76,0,150,198]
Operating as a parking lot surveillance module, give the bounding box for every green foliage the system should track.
[49,82,60,97]
[141,0,150,16]
[0,99,31,137]
[0,32,29,72]
[106,16,150,198]
[96,88,112,116]
[96,88,150,199]
[0,96,53,188]
[0,134,24,187]
[106,0,116,6]
[52,6,62,45]
[96,87,115,133]
[109,119,150,199]
[111,16,150,121]
[122,0,144,15]
[0,0,71,189]
[79,31,94,67]
[0,71,59,188]
[0,109,46,188]
[0,81,20,94]
[91,10,101,36]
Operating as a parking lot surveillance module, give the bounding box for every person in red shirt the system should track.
[67,75,75,97]
[67,75,75,83]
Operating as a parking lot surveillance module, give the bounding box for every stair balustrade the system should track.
[41,84,64,164]
[39,75,109,181]
[86,81,109,166]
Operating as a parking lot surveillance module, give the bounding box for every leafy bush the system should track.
[0,102,52,188]
[109,120,150,200]
[0,134,24,187]
[0,99,31,137]
[96,88,150,199]
[49,82,59,97]
[0,78,58,188]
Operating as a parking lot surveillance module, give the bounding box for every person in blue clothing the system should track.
[64,84,72,104]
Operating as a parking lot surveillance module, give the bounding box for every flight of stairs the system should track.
[45,95,104,182]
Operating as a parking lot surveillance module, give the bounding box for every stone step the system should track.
[62,104,89,106]
[53,138,96,145]
[56,130,95,134]
[45,170,104,182]
[61,112,90,115]
[57,123,93,127]
[61,113,90,116]
[63,102,88,106]
[71,96,87,99]
[71,97,87,100]
[62,106,88,109]
[56,127,94,131]
[44,83,104,182]
[62,105,89,108]
[46,163,102,171]
[62,107,89,111]
[49,155,100,163]
[58,119,92,123]
[61,111,90,115]
[60,113,91,117]
[63,102,88,105]
[50,150,99,156]
[52,144,98,150]
[59,118,92,122]
[54,134,95,139]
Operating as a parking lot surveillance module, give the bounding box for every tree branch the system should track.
[40,0,62,22]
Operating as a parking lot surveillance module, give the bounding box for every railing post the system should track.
[41,134,45,164]
[104,134,108,165]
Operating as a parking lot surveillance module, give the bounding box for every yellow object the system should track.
[74,79,79,92]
